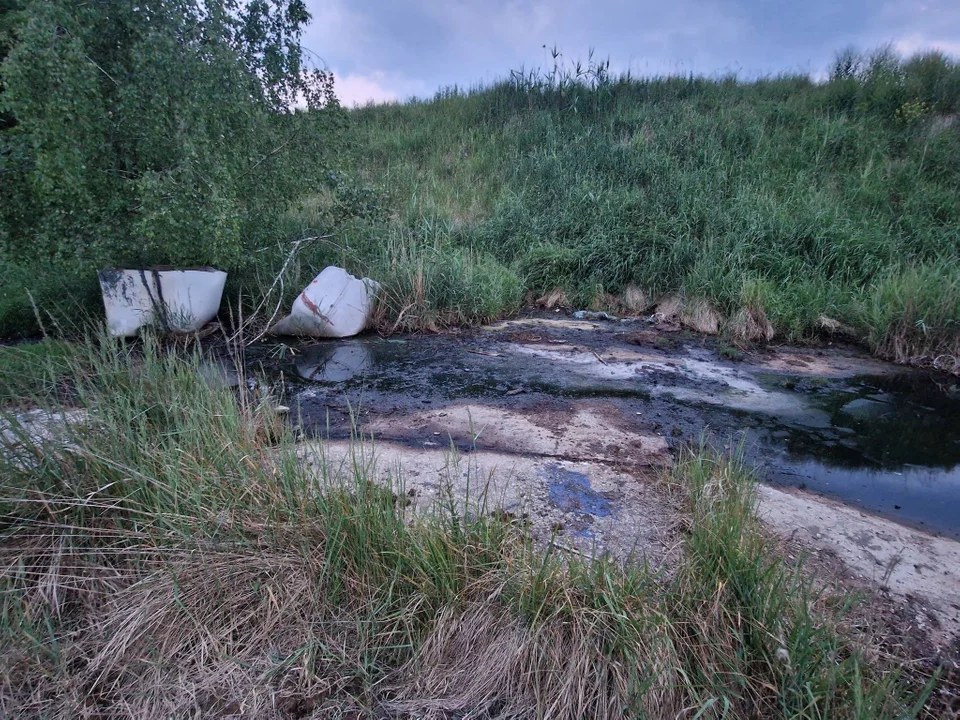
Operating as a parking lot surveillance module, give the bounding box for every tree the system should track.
[0,0,342,271]
[0,0,23,131]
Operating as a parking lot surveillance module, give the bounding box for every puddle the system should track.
[761,373,960,470]
[243,320,960,538]
[753,373,960,536]
[296,343,373,382]
[774,461,959,538]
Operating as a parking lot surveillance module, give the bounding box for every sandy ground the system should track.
[300,394,960,651]
[301,437,681,565]
[759,484,960,647]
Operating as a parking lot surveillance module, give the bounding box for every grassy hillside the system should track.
[289,49,960,365]
[3,48,958,368]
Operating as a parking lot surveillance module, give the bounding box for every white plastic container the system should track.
[98,268,227,337]
[269,266,380,338]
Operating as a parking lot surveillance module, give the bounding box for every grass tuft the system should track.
[682,297,723,335]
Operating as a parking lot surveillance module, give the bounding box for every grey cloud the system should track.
[301,0,960,105]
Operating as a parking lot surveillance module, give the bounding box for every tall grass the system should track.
[0,340,932,717]
[276,46,960,362]
[0,339,80,406]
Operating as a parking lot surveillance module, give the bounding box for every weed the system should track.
[655,335,680,351]
[292,47,960,364]
[719,340,745,361]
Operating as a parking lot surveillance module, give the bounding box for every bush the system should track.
[0,0,343,273]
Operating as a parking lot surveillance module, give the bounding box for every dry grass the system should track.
[816,314,855,336]
[622,284,651,314]
[535,288,571,310]
[650,294,723,335]
[386,599,681,719]
[588,291,622,313]
[873,322,960,375]
[0,339,933,719]
[728,306,776,344]
[652,293,684,323]
[681,297,722,335]
[3,544,343,717]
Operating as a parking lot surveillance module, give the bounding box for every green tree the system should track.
[0,0,23,130]
[0,0,342,271]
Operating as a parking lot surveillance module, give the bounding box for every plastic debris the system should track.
[269,266,380,338]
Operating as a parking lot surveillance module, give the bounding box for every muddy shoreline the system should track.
[241,313,960,539]
[4,313,958,703]
[230,313,960,660]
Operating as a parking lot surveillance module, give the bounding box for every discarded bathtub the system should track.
[269,266,380,338]
[98,268,227,337]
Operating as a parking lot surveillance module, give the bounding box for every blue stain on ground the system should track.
[544,463,612,518]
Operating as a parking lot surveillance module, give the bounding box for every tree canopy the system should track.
[0,0,342,271]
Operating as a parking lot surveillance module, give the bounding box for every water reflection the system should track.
[296,343,373,382]
[773,373,960,471]
[774,459,960,538]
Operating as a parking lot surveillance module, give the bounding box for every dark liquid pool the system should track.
[240,333,960,539]
[755,373,960,538]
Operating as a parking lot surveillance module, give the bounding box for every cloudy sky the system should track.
[301,1,960,107]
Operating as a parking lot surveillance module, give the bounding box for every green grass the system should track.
[277,47,959,363]
[0,338,80,406]
[0,261,102,340]
[0,339,934,717]
[2,47,958,364]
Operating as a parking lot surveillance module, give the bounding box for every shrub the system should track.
[0,0,343,273]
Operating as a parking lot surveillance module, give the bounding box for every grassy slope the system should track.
[296,51,960,363]
[2,50,957,367]
[0,340,932,717]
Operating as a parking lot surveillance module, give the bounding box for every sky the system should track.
[300,0,960,107]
